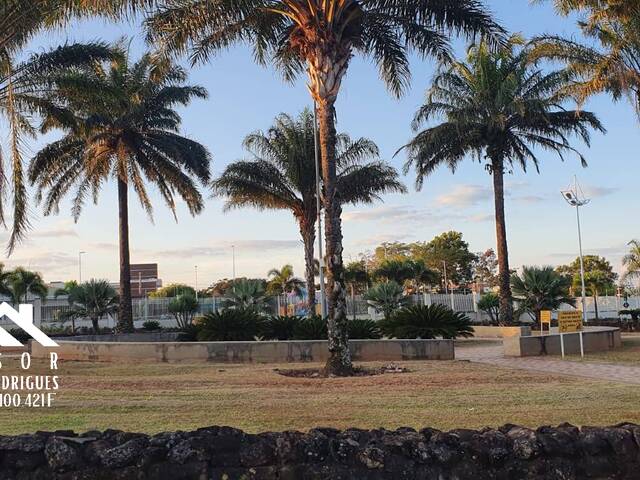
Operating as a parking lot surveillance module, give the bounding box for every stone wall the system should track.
[30,339,454,364]
[2,423,640,479]
[471,326,531,338]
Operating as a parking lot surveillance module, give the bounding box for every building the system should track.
[128,263,162,297]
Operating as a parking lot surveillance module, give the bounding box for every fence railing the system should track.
[0,293,635,330]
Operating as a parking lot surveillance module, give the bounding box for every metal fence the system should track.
[0,293,635,330]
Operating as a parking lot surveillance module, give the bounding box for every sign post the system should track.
[558,311,584,358]
[540,310,552,334]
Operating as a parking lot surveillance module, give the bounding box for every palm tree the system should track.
[267,265,305,297]
[8,267,47,304]
[28,49,211,333]
[511,266,575,325]
[531,9,640,119]
[54,280,80,333]
[147,0,503,375]
[0,263,14,300]
[364,281,409,321]
[213,110,405,312]
[402,36,604,326]
[59,279,119,333]
[623,240,640,282]
[221,279,271,313]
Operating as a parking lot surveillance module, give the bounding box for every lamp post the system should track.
[78,251,86,283]
[232,245,236,283]
[195,265,198,300]
[313,102,327,318]
[561,176,590,324]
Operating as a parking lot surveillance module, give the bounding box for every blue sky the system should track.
[3,1,638,287]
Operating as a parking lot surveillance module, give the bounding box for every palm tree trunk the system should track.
[491,161,514,325]
[299,218,317,314]
[117,178,134,333]
[593,294,599,320]
[316,100,352,376]
[91,315,99,334]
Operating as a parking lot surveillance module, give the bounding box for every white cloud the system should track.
[156,239,301,259]
[435,184,493,208]
[581,185,618,198]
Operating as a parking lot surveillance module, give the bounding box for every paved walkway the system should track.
[456,341,640,385]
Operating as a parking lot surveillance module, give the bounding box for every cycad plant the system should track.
[59,279,119,334]
[402,36,603,326]
[364,281,409,321]
[221,279,271,313]
[213,110,405,311]
[28,49,211,333]
[380,304,473,339]
[147,0,503,375]
[511,266,575,324]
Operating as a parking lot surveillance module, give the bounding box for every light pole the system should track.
[561,176,590,323]
[78,251,86,283]
[195,265,199,300]
[232,245,236,283]
[313,102,327,318]
[442,260,448,295]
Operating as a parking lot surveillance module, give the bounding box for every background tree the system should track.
[511,266,575,325]
[345,260,370,320]
[8,267,47,304]
[148,0,503,376]
[412,232,477,290]
[267,265,305,297]
[54,280,80,333]
[0,263,14,299]
[59,279,119,333]
[150,283,196,298]
[213,110,404,312]
[403,37,603,325]
[364,281,409,321]
[168,294,199,329]
[622,240,640,283]
[28,50,211,333]
[473,249,499,290]
[477,292,500,325]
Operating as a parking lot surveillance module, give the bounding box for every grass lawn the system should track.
[565,335,640,364]
[0,356,638,435]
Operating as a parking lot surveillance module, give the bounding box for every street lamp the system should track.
[78,251,86,283]
[561,176,590,323]
[313,102,327,318]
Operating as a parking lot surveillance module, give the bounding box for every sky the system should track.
[1,1,638,288]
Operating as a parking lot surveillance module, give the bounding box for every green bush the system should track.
[380,304,473,339]
[142,320,161,331]
[477,292,500,325]
[176,324,200,342]
[197,309,262,341]
[347,319,382,339]
[292,315,327,340]
[260,315,301,340]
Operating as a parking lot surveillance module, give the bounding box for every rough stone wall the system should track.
[1,423,640,479]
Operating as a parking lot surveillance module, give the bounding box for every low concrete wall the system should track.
[56,332,180,342]
[472,326,531,338]
[31,339,454,364]
[503,327,621,357]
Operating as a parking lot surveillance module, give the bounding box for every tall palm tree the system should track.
[147,0,503,375]
[28,49,211,333]
[511,266,575,325]
[213,110,405,313]
[531,8,640,118]
[59,279,119,333]
[623,240,640,282]
[402,36,604,326]
[8,267,47,304]
[267,264,305,296]
[54,280,80,332]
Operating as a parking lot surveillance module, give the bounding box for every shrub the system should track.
[477,292,500,325]
[176,324,200,342]
[260,315,301,340]
[168,294,199,328]
[197,309,262,341]
[347,319,382,339]
[142,320,161,331]
[380,304,473,339]
[292,315,327,340]
[364,281,409,319]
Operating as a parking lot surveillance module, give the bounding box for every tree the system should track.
[221,279,271,313]
[8,267,47,304]
[0,264,14,300]
[511,266,575,325]
[345,260,370,320]
[473,249,499,290]
[146,0,503,375]
[149,283,196,298]
[28,50,211,333]
[623,239,640,283]
[364,281,409,321]
[477,292,500,325]
[212,110,404,311]
[59,279,119,333]
[54,280,80,333]
[168,294,199,328]
[403,37,603,325]
[413,232,477,289]
[267,265,305,296]
[535,2,640,118]
[0,0,117,249]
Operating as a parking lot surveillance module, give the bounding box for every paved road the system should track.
[456,341,640,385]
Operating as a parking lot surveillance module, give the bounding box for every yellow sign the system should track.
[558,311,583,333]
[540,310,552,325]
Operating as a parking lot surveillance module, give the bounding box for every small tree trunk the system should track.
[117,178,134,333]
[299,218,317,315]
[593,294,599,320]
[491,160,514,325]
[317,100,352,376]
[91,315,99,334]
